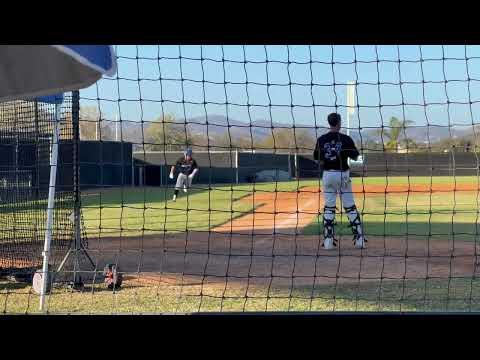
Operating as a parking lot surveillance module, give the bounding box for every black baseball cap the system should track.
[328,113,341,127]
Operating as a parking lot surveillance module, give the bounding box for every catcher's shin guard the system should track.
[322,205,337,248]
[344,205,367,246]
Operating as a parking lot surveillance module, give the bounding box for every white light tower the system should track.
[346,81,356,137]
[347,81,356,166]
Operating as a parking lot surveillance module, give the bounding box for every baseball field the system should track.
[2,176,480,313]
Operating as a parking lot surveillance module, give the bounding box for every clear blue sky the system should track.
[79,45,480,132]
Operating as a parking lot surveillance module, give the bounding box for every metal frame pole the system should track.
[39,103,61,311]
[56,91,95,285]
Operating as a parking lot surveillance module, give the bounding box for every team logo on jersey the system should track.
[324,140,342,161]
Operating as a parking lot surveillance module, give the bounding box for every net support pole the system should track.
[72,90,81,286]
[56,91,95,282]
[39,103,61,312]
[288,152,291,178]
[293,150,299,179]
[346,110,350,168]
[131,156,134,187]
[34,100,40,200]
[235,149,239,184]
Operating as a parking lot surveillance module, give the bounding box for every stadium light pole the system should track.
[347,81,356,166]
[346,81,356,136]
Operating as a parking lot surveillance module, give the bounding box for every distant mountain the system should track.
[181,115,271,139]
[356,125,479,145]
[184,116,331,140]
[100,115,478,149]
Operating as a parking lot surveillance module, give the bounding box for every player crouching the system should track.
[169,148,199,202]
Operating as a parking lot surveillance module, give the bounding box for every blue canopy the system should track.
[36,94,64,105]
[52,46,116,76]
[0,45,117,103]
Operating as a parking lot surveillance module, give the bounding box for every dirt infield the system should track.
[87,232,480,291]
[2,183,480,292]
[213,183,480,233]
[0,243,69,272]
[213,188,321,233]
[86,181,480,289]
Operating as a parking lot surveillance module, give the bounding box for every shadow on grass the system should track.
[3,273,480,313]
[0,281,31,291]
[302,220,480,242]
[279,277,480,312]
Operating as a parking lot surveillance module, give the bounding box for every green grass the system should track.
[305,175,480,240]
[0,179,320,241]
[80,180,318,238]
[0,180,321,255]
[350,175,480,186]
[3,277,480,314]
[2,176,479,241]
[303,183,480,241]
[82,176,480,241]
[3,176,480,313]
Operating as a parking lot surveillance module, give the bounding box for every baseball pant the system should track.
[175,173,192,190]
[322,170,355,209]
[322,170,363,237]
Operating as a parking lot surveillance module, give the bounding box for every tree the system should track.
[258,128,291,151]
[363,140,383,152]
[208,132,253,151]
[293,128,317,153]
[79,106,113,140]
[258,128,316,152]
[400,138,419,152]
[232,135,254,150]
[144,114,194,151]
[210,132,234,150]
[376,117,415,152]
[428,134,479,153]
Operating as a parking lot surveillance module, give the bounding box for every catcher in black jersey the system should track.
[314,113,366,249]
[169,148,199,202]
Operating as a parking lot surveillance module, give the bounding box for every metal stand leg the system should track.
[54,90,95,288]
[56,207,95,286]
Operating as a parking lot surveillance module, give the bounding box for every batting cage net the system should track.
[3,45,480,313]
[0,98,76,276]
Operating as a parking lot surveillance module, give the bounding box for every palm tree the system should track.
[376,117,415,152]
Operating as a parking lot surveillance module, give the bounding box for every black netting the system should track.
[4,45,480,314]
[0,97,74,273]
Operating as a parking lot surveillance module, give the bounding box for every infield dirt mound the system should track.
[87,231,480,290]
